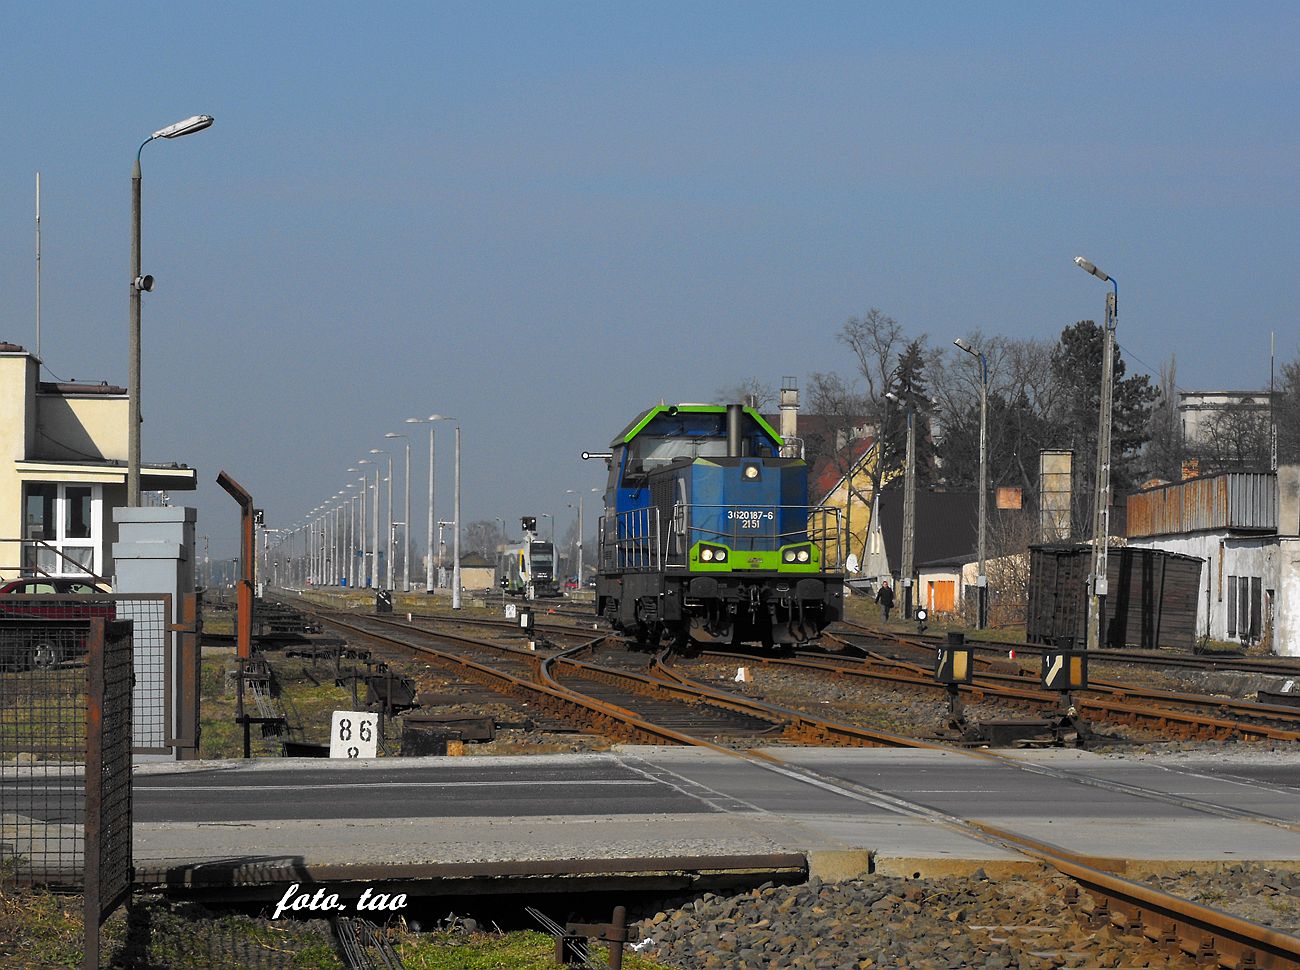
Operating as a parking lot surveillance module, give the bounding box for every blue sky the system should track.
[1,2,1296,562]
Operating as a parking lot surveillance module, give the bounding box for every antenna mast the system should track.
[35,172,42,359]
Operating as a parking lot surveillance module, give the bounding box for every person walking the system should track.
[875,580,895,622]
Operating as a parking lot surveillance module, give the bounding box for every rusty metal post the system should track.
[170,591,202,759]
[216,472,256,662]
[218,472,256,759]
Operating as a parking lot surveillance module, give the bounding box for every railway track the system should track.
[734,640,1300,744]
[839,619,1300,678]
[278,598,1300,968]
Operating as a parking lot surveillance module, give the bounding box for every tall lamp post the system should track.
[369,448,395,590]
[359,459,380,588]
[452,423,462,609]
[884,388,918,619]
[954,337,989,629]
[128,114,213,507]
[565,488,600,587]
[385,432,411,591]
[540,513,554,544]
[1075,255,1119,651]
[405,415,455,594]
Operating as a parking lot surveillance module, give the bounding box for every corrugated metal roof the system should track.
[1126,472,1277,538]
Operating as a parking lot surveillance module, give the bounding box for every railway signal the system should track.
[935,632,973,733]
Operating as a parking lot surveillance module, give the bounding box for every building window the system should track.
[1249,577,1262,642]
[1227,575,1238,637]
[22,483,101,577]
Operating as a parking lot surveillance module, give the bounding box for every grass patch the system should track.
[0,889,676,969]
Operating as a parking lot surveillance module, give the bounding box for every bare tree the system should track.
[1276,352,1300,465]
[1191,406,1274,473]
[838,308,910,501]
[464,520,500,559]
[1144,356,1184,482]
[716,377,778,410]
[805,371,873,551]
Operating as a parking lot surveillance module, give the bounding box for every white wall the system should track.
[1128,531,1287,650]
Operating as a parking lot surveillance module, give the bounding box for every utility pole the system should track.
[901,400,916,620]
[955,338,989,628]
[1076,256,1118,651]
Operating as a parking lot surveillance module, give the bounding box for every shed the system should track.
[1027,544,1203,650]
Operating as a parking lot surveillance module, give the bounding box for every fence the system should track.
[1,616,134,970]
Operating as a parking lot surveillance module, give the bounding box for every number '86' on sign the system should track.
[329,711,379,759]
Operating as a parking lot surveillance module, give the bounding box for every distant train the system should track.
[498,529,560,599]
[591,403,845,648]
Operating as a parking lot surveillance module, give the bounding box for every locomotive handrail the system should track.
[599,504,844,571]
[601,507,662,572]
[663,503,844,569]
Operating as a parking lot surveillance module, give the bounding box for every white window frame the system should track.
[24,483,103,578]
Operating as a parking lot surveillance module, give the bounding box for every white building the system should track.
[1126,467,1300,655]
[1,342,196,583]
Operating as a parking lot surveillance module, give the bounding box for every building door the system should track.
[929,580,956,613]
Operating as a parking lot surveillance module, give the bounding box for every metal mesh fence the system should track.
[86,619,134,925]
[1,616,90,889]
[113,596,170,752]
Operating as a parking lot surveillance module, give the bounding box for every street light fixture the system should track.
[884,386,920,619]
[954,337,990,629]
[369,448,395,590]
[1075,255,1119,651]
[405,414,456,594]
[128,114,214,507]
[358,458,380,588]
[565,488,600,589]
[385,432,412,592]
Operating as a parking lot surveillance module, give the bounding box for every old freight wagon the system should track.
[1026,544,1203,650]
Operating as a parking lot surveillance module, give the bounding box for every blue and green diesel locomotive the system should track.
[593,403,845,648]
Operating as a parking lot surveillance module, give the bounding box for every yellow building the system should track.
[811,436,888,566]
[1,342,196,581]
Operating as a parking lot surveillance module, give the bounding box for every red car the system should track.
[0,577,114,669]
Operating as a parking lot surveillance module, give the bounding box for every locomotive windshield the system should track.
[530,541,555,580]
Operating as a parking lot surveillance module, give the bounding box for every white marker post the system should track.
[330,710,379,759]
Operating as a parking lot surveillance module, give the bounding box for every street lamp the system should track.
[385,432,411,592]
[884,385,926,620]
[1075,255,1119,651]
[348,467,366,588]
[954,337,989,629]
[128,114,214,507]
[405,414,455,594]
[453,422,462,609]
[565,488,600,588]
[369,448,395,590]
[540,513,554,544]
[359,459,380,588]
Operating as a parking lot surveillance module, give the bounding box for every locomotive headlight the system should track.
[701,548,714,562]
[743,464,760,480]
[796,549,810,563]
[715,549,727,562]
[783,550,796,563]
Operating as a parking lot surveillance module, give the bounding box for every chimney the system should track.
[779,376,799,458]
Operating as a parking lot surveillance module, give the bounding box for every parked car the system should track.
[0,577,114,670]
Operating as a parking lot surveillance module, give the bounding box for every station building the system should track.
[0,341,196,584]
[1125,466,1300,655]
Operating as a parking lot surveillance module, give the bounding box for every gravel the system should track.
[632,871,1200,969]
[1143,863,1300,936]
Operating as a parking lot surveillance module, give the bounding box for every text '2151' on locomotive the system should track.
[587,403,845,649]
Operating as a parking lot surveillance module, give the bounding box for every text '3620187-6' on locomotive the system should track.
[584,402,845,650]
